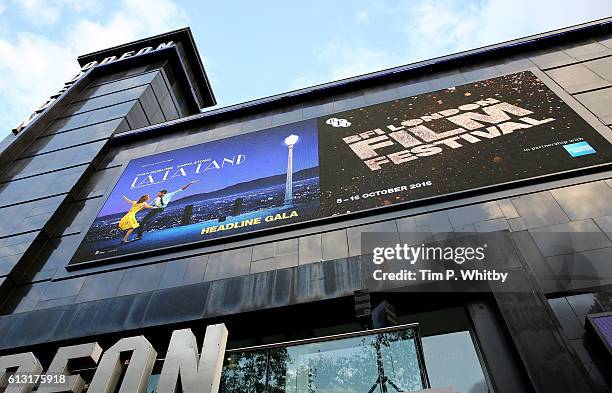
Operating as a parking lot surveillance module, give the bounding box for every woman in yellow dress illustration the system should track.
[118,194,155,244]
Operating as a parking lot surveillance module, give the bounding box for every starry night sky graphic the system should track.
[317,71,612,216]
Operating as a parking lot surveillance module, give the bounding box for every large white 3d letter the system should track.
[87,336,157,393]
[156,324,228,393]
[37,342,102,393]
[0,353,43,393]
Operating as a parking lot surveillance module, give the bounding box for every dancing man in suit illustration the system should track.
[134,180,198,240]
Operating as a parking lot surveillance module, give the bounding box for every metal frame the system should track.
[226,322,418,352]
[224,322,430,390]
[585,311,612,362]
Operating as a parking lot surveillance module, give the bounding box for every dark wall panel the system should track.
[20,118,128,157]
[0,57,201,322]
[1,141,106,182]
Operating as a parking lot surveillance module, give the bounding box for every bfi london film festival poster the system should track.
[318,71,612,215]
[71,71,612,264]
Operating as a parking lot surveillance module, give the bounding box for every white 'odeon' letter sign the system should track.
[12,41,175,135]
[0,323,227,393]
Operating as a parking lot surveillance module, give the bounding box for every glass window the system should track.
[145,373,160,393]
[397,307,491,393]
[422,331,488,393]
[221,326,426,393]
[143,360,163,393]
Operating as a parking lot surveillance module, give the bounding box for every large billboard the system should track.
[70,71,612,265]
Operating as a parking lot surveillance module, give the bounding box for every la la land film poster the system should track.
[70,71,612,264]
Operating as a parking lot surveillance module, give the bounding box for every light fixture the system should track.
[284,134,299,146]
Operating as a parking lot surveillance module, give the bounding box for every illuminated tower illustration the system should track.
[284,134,299,205]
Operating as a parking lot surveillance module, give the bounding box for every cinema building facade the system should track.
[1,18,612,393]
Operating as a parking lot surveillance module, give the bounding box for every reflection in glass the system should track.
[221,327,426,393]
[422,332,487,393]
[145,373,160,393]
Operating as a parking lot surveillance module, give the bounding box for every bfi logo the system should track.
[0,324,227,393]
[12,41,175,135]
[326,117,351,128]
